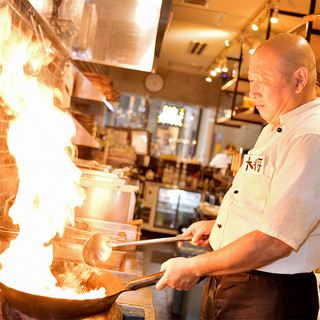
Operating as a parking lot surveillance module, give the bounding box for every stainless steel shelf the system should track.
[6,0,71,60]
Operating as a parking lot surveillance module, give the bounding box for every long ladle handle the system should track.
[112,234,205,249]
[123,271,165,291]
[112,235,192,248]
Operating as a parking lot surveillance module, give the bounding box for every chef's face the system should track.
[248,50,296,126]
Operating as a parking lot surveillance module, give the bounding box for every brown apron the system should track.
[200,246,215,320]
[201,271,319,320]
[200,275,215,320]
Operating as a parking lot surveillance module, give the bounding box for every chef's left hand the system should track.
[156,257,200,291]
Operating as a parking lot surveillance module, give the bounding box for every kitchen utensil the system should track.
[125,219,143,226]
[0,262,163,319]
[83,233,207,267]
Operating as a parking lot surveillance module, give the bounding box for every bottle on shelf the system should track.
[203,177,210,191]
[155,158,164,182]
[162,163,170,184]
[172,162,180,185]
[197,168,204,189]
[167,165,174,184]
[186,174,192,188]
[191,172,198,190]
[179,163,187,188]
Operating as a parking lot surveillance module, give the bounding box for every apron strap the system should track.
[200,246,214,320]
[200,275,213,320]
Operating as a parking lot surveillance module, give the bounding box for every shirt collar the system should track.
[280,97,320,125]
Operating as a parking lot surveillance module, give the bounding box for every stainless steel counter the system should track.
[118,288,155,320]
[108,252,155,320]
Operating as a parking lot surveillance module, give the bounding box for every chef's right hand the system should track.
[179,220,215,247]
[156,257,200,291]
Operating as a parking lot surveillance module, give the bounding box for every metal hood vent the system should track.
[186,41,207,55]
[72,0,172,73]
[72,68,106,103]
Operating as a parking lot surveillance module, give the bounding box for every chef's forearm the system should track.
[189,230,293,277]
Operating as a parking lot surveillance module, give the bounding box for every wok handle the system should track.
[124,271,165,291]
[112,235,209,249]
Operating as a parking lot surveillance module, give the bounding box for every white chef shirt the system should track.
[209,98,320,274]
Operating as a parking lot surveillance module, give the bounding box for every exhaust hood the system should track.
[71,115,100,149]
[72,0,172,74]
[12,0,171,77]
[72,68,105,102]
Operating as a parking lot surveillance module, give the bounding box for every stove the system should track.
[0,225,154,320]
[0,293,154,320]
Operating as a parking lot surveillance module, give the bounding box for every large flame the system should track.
[0,6,104,299]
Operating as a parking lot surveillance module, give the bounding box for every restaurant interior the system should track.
[0,0,319,319]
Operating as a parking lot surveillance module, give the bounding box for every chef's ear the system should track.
[295,67,308,93]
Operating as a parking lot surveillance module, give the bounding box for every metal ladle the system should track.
[83,234,204,267]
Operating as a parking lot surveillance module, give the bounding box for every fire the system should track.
[0,6,105,299]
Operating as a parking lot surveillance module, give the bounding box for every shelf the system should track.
[178,208,197,214]
[217,105,266,127]
[221,77,250,94]
[216,116,250,127]
[233,108,265,124]
[155,208,177,215]
[8,0,70,59]
[157,198,179,204]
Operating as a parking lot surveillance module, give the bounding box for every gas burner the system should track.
[1,299,122,320]
[0,299,148,320]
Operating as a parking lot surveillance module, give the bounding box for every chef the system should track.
[156,33,320,319]
[208,143,234,175]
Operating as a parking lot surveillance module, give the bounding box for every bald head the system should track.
[255,33,317,86]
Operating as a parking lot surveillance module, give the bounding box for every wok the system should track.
[0,261,164,319]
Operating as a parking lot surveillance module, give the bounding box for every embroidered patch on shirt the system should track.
[243,154,265,175]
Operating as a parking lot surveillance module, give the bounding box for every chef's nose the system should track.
[249,82,261,99]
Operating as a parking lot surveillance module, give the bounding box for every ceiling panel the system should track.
[157,0,266,75]
[70,0,319,80]
[172,4,226,27]
[157,0,319,77]
[158,19,232,74]
[279,0,315,15]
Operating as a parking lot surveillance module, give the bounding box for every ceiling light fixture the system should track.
[251,23,259,31]
[221,56,228,72]
[270,0,279,24]
[215,58,222,73]
[247,32,256,55]
[270,12,278,24]
[210,70,217,77]
[208,0,273,79]
[232,69,237,78]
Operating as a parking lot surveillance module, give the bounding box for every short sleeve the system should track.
[259,134,320,250]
